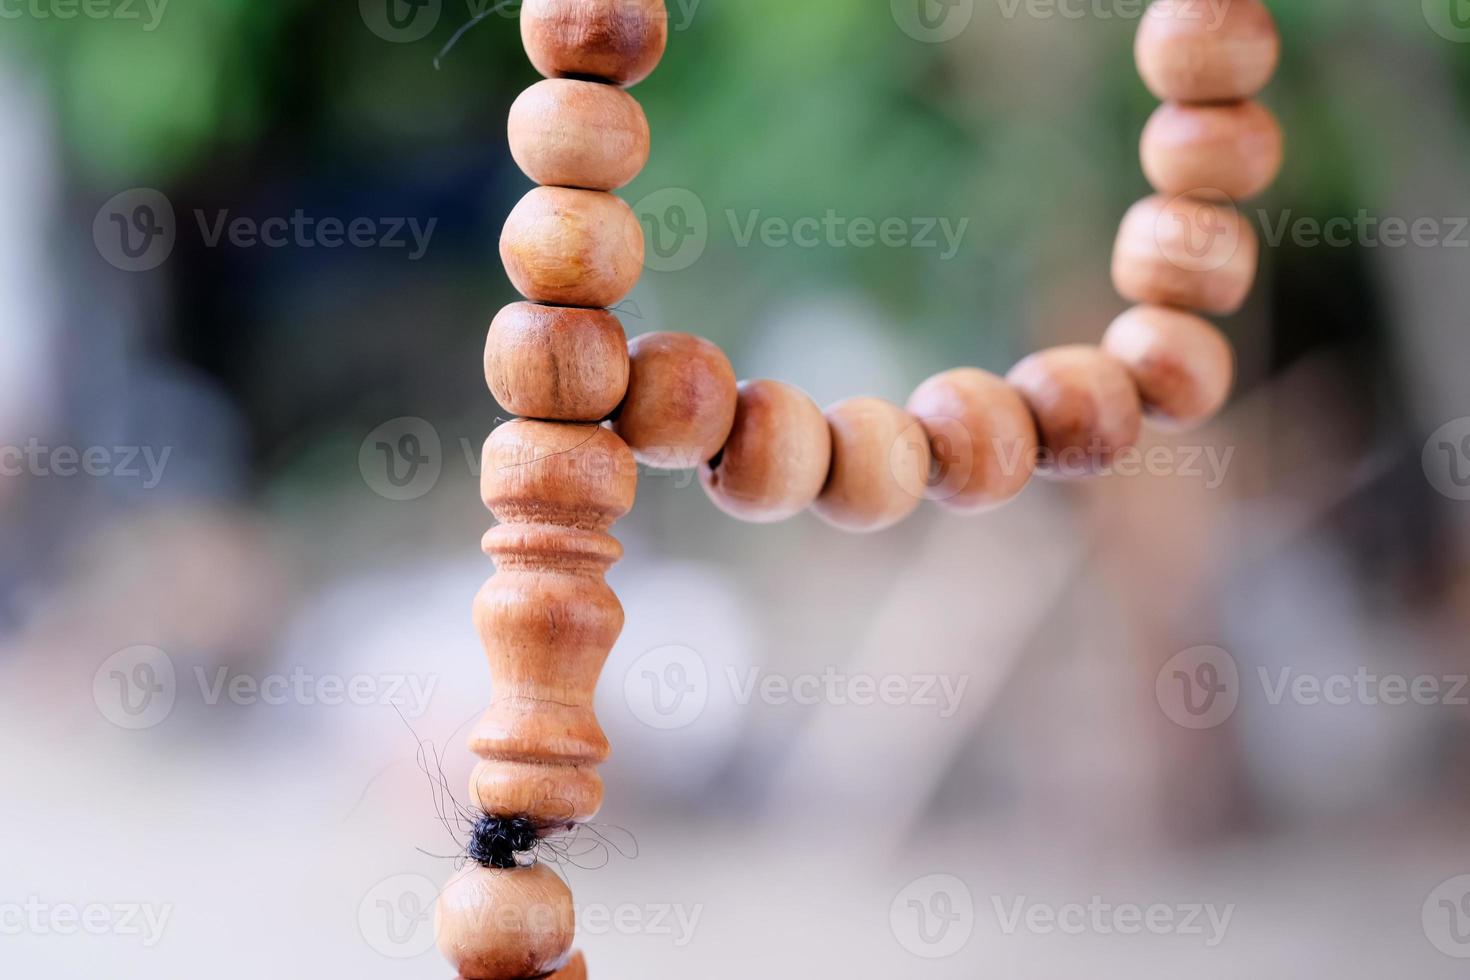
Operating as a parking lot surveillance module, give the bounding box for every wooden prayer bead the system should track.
[508,79,651,191]
[700,379,832,524]
[1112,193,1259,316]
[812,397,931,533]
[905,367,1038,514]
[613,332,738,468]
[1102,305,1235,430]
[1141,101,1283,201]
[485,303,629,422]
[1135,0,1279,103]
[435,862,575,980]
[522,0,669,88]
[500,186,644,309]
[1006,346,1143,479]
[472,421,637,827]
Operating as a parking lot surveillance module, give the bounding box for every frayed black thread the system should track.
[389,706,641,871]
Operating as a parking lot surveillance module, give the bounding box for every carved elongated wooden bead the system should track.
[1141,101,1283,201]
[905,367,1038,513]
[1006,346,1143,479]
[501,186,644,309]
[1135,0,1279,102]
[485,303,629,422]
[522,0,669,88]
[614,332,738,468]
[1112,194,1259,316]
[435,862,575,980]
[509,79,651,191]
[1102,305,1235,430]
[812,397,930,533]
[472,421,637,828]
[700,379,832,523]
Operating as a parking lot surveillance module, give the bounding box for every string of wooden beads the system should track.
[449,2,1281,977]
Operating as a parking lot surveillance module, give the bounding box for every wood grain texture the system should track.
[1141,101,1283,201]
[1006,346,1143,479]
[700,379,832,523]
[906,367,1038,513]
[486,303,630,422]
[469,421,637,829]
[812,397,930,533]
[613,332,738,468]
[1134,0,1279,103]
[509,79,651,191]
[1102,304,1235,430]
[436,863,575,980]
[1112,193,1259,316]
[522,0,669,87]
[500,186,644,309]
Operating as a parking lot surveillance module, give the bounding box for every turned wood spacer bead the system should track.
[1135,0,1279,103]
[486,303,629,422]
[436,863,575,980]
[1112,193,1259,316]
[509,79,651,191]
[613,332,738,468]
[481,420,638,527]
[1102,304,1235,430]
[905,367,1038,514]
[812,397,931,534]
[522,0,669,88]
[1141,101,1283,201]
[500,186,644,309]
[700,379,832,524]
[1006,346,1143,479]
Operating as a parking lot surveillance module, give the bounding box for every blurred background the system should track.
[3,0,1470,976]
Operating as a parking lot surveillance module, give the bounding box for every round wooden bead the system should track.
[485,303,629,422]
[613,332,737,468]
[1135,0,1280,102]
[522,0,669,88]
[812,397,931,534]
[508,79,651,191]
[1102,305,1235,430]
[500,186,644,309]
[905,368,1038,514]
[436,863,574,980]
[700,380,832,524]
[1112,194,1259,316]
[1006,346,1143,479]
[1141,101,1283,201]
